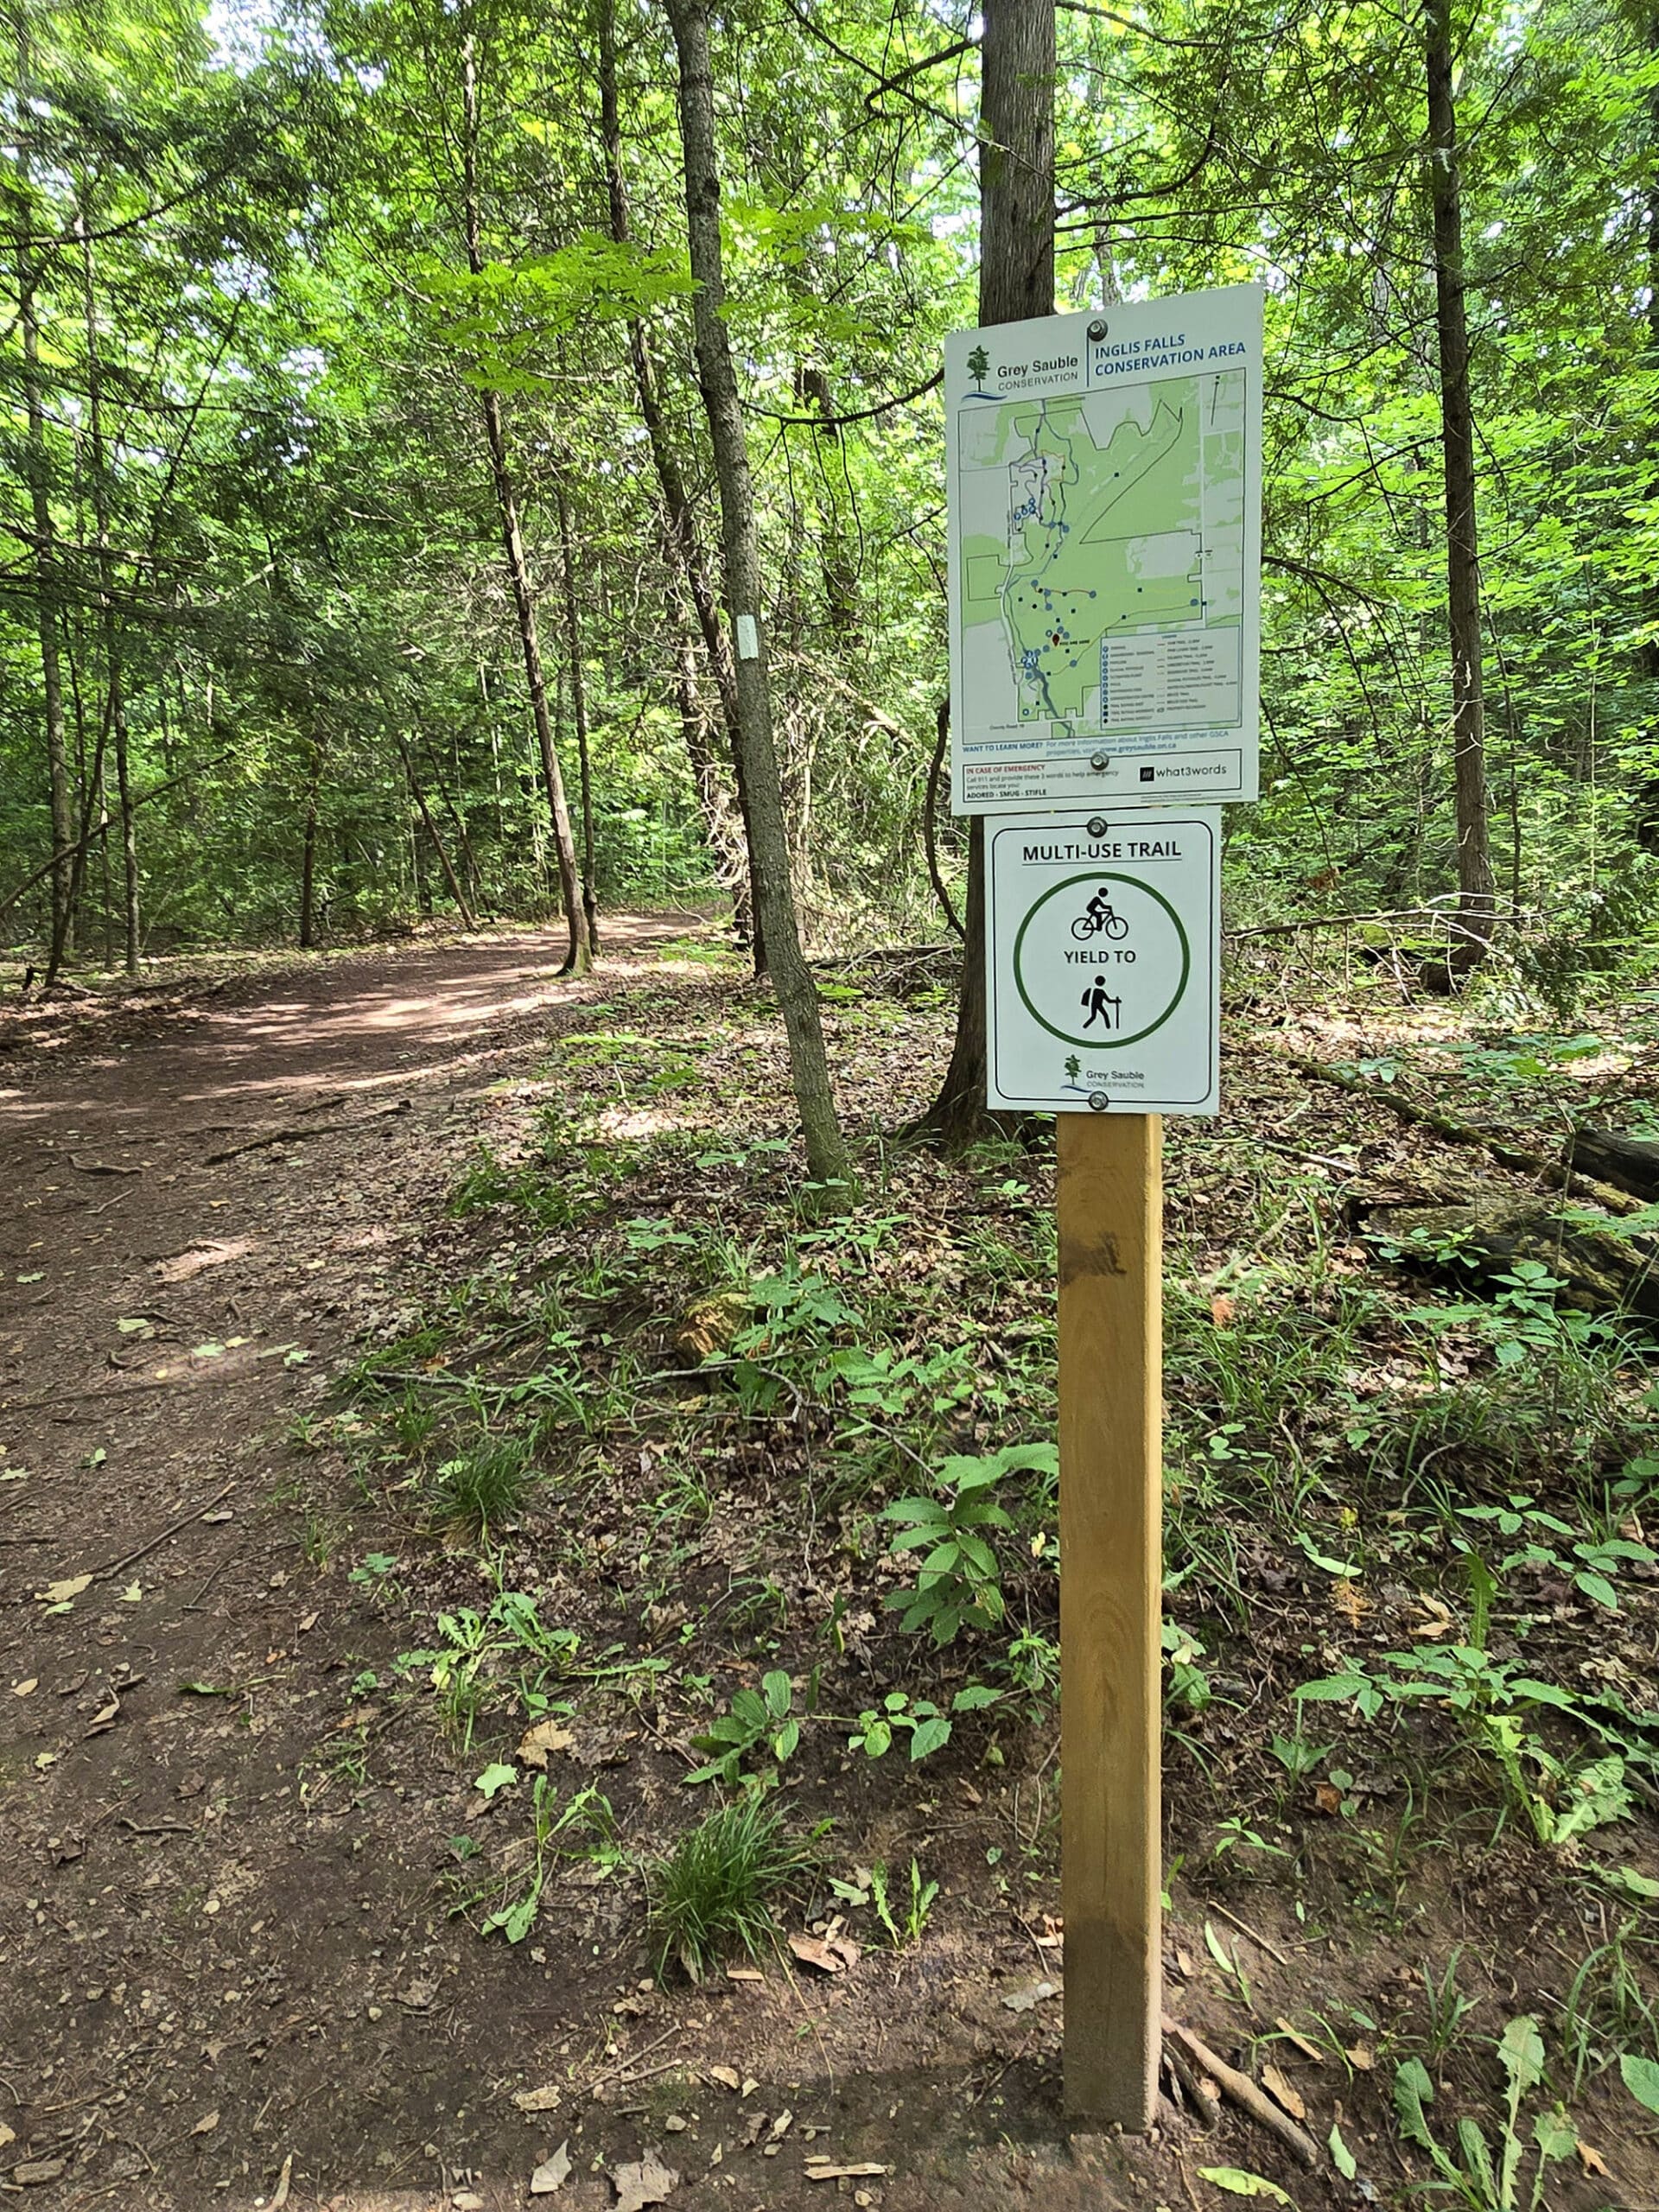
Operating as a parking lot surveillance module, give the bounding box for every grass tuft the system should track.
[646,1797,807,1983]
[431,1437,535,1536]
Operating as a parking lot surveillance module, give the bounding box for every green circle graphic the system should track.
[1012,870,1191,1050]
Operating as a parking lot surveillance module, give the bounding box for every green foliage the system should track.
[688,1670,798,1786]
[645,1799,807,1984]
[1392,2018,1576,2211]
[880,1443,1056,1645]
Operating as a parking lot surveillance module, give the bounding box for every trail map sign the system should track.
[987,810,1219,1116]
[946,287,1262,815]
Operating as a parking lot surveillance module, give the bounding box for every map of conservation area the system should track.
[957,371,1246,739]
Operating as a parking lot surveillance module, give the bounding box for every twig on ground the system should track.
[204,1100,410,1165]
[1204,1898,1294,1966]
[94,1480,234,1580]
[1162,2016,1319,2166]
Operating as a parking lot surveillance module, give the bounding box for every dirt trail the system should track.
[0,921,711,2210]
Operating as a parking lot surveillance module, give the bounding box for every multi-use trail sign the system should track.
[987,809,1219,1116]
[946,287,1262,815]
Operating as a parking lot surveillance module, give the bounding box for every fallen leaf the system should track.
[119,1583,142,1604]
[12,1679,37,1698]
[513,2085,564,2115]
[1345,2043,1374,2071]
[530,2142,572,2194]
[1331,1578,1367,1629]
[610,2149,678,2211]
[789,1933,848,1974]
[474,1762,518,1800]
[707,2067,742,2092]
[193,2109,219,2136]
[1313,1782,1344,1816]
[769,2110,793,2141]
[0,2120,14,2149]
[1210,1293,1236,1326]
[83,1694,121,1738]
[1411,1595,1456,1641]
[1576,2141,1608,2177]
[1198,2170,1294,2205]
[1001,1979,1059,2012]
[1274,2018,1324,2063]
[398,1980,436,2010]
[36,1574,92,1605]
[298,1611,319,1633]
[518,1719,576,1770]
[1261,2064,1306,2121]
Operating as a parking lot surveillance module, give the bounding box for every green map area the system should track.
[957,373,1244,727]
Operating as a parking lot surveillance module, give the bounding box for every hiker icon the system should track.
[1071,888,1128,942]
[1081,974,1122,1031]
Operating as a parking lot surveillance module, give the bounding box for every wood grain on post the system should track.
[1058,1109,1162,2129]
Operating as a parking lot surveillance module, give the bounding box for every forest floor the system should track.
[2,917,1657,2212]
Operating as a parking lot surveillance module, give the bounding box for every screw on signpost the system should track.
[1058,1106,1162,2130]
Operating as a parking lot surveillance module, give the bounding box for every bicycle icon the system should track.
[1071,893,1128,944]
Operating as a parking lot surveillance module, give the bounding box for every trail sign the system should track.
[986,809,1219,1116]
[946,287,1262,816]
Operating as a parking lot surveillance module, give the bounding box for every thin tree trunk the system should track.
[664,0,854,1203]
[79,215,139,976]
[915,0,1055,1144]
[1425,0,1494,972]
[459,33,588,974]
[13,19,76,958]
[556,479,601,953]
[299,736,325,948]
[396,737,476,929]
[595,0,763,966]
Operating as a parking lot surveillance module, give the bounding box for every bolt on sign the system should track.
[946,286,1263,816]
[986,810,1219,1116]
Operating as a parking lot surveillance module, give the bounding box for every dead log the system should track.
[1367,1197,1659,1324]
[1566,1127,1659,1204]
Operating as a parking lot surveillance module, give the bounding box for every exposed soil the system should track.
[2,925,1652,2211]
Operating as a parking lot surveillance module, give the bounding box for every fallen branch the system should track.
[1264,1048,1643,1217]
[205,1099,410,1164]
[93,1480,234,1581]
[1162,2017,1318,2167]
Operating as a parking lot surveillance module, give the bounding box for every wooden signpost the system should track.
[945,289,1262,2131]
[1058,1109,1163,2126]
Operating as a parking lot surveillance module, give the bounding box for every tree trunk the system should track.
[397,737,477,929]
[14,20,76,959]
[299,736,325,948]
[914,0,1055,1145]
[664,0,855,1204]
[596,0,763,966]
[79,215,139,976]
[459,34,589,974]
[556,478,601,953]
[1425,0,1494,972]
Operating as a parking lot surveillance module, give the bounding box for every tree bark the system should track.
[459,32,589,974]
[595,0,763,965]
[665,0,855,1203]
[556,478,601,954]
[914,0,1055,1144]
[12,19,76,959]
[1425,0,1494,972]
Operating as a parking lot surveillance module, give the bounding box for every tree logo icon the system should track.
[967,343,990,392]
[1065,1053,1082,1085]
